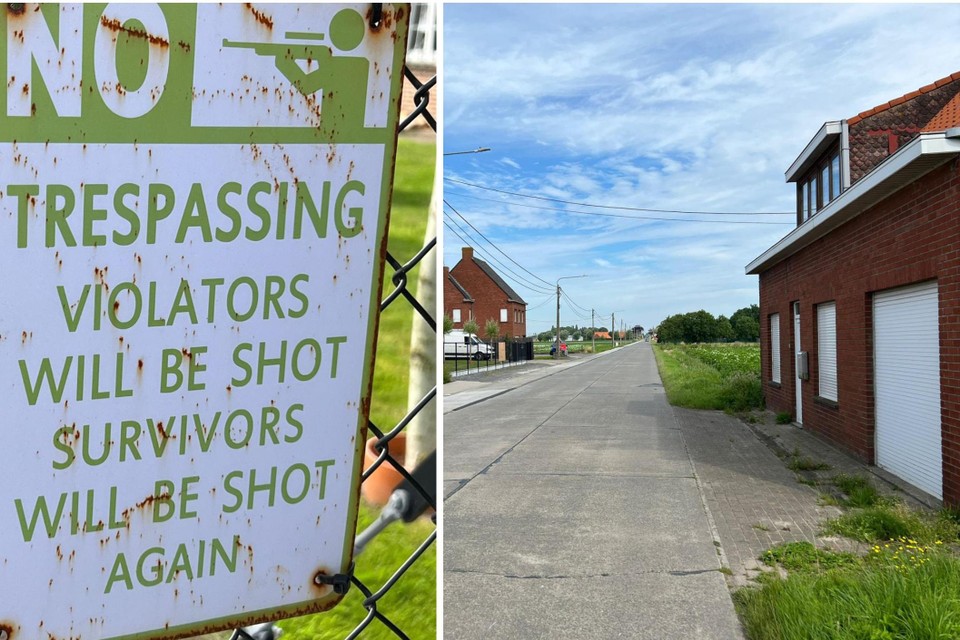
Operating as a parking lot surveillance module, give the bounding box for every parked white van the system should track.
[444,330,493,360]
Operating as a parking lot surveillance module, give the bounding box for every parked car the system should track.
[444,330,493,360]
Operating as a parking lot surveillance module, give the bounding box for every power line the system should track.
[442,213,554,295]
[442,218,554,295]
[445,176,794,216]
[443,200,554,287]
[444,191,792,225]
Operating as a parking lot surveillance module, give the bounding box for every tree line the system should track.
[655,305,759,343]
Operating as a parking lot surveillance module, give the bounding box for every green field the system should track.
[653,343,762,412]
[277,139,436,639]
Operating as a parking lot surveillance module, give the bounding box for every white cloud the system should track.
[443,3,960,331]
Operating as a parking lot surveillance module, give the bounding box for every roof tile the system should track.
[922,91,960,132]
[847,70,960,123]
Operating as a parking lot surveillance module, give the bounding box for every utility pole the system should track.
[554,275,589,357]
[612,311,616,347]
[555,282,561,358]
[591,308,595,354]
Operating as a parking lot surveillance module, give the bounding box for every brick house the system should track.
[446,247,528,338]
[443,267,474,329]
[746,71,960,506]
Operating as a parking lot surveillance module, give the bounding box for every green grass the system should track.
[278,138,436,639]
[653,343,763,411]
[736,553,960,640]
[823,503,960,545]
[786,455,831,472]
[532,340,630,355]
[831,473,888,508]
[278,506,436,639]
[760,542,859,574]
[776,412,793,424]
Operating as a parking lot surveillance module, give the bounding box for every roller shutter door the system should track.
[874,281,941,500]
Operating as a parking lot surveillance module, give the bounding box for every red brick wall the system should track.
[443,267,473,329]
[449,249,527,338]
[759,158,960,505]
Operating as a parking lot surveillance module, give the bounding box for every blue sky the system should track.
[441,3,960,336]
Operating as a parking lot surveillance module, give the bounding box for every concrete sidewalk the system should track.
[443,347,623,414]
[444,342,745,639]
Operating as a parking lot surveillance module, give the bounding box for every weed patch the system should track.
[786,455,831,472]
[775,411,793,424]
[736,554,960,640]
[761,541,859,574]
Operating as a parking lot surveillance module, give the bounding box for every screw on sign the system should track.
[0,3,410,639]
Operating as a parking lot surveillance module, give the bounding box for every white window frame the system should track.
[452,308,461,323]
[770,313,781,384]
[500,308,508,322]
[817,302,838,401]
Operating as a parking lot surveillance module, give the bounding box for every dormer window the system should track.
[785,121,845,226]
[797,145,842,222]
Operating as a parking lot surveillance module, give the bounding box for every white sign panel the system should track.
[0,4,408,639]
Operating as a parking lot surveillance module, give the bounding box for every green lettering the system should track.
[104,552,133,593]
[113,183,141,246]
[215,182,242,242]
[245,181,272,241]
[45,184,77,248]
[146,183,175,244]
[9,184,39,248]
[335,180,364,237]
[82,183,109,246]
[176,183,213,243]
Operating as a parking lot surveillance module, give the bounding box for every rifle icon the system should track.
[219,8,369,130]
[222,36,335,95]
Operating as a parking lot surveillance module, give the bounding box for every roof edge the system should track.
[785,121,842,183]
[748,133,960,275]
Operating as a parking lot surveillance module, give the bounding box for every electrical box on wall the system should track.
[797,351,810,380]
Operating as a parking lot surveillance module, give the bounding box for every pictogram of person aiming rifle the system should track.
[222,8,370,132]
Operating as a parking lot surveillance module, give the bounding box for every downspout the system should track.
[840,119,851,191]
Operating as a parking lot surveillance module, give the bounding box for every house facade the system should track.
[443,266,474,329]
[747,72,960,506]
[446,247,528,338]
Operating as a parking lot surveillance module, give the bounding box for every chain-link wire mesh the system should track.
[350,62,437,640]
[226,62,437,640]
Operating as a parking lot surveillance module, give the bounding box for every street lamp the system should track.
[443,147,491,156]
[555,275,588,357]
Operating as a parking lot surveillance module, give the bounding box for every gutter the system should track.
[746,133,960,275]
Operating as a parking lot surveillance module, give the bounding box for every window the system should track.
[770,313,781,384]
[406,4,437,66]
[817,302,837,401]
[500,308,508,322]
[797,146,843,222]
[452,309,461,323]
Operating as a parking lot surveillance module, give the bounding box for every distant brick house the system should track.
[747,71,960,505]
[443,267,474,329]
[445,247,527,338]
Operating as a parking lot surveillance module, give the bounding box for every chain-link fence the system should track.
[227,63,437,640]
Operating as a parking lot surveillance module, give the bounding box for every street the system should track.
[443,343,744,639]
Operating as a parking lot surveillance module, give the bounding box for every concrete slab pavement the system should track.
[443,342,745,639]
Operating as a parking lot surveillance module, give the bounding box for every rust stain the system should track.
[6,3,25,16]
[244,3,274,29]
[100,15,170,47]
[0,620,15,640]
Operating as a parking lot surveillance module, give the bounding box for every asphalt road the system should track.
[443,342,745,639]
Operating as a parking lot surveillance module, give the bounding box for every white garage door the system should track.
[874,281,942,500]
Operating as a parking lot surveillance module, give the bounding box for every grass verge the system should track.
[736,552,960,640]
[653,343,762,411]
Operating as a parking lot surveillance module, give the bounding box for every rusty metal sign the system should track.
[0,3,408,638]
